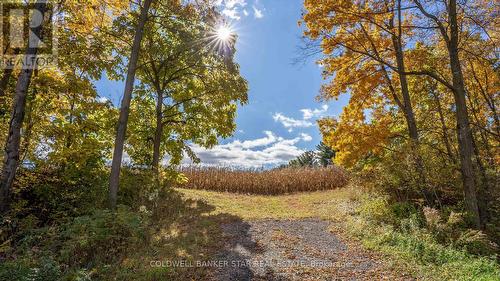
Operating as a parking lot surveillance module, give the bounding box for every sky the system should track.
[95,0,349,168]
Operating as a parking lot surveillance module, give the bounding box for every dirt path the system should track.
[209,219,414,281]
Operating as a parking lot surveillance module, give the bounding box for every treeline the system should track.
[286,142,336,168]
[0,0,247,215]
[302,0,498,237]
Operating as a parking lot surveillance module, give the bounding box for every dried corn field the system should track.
[177,166,349,195]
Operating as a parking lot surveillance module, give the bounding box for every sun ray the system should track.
[205,22,237,56]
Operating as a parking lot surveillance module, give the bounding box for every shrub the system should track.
[355,194,499,259]
[455,229,499,256]
[118,168,158,208]
[0,206,149,281]
[10,167,108,226]
[391,201,420,220]
[58,206,148,267]
[357,195,394,225]
[347,201,500,280]
[0,256,62,281]
[423,207,442,231]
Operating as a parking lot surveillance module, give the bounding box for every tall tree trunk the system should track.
[0,1,47,214]
[393,40,419,143]
[108,0,153,210]
[152,90,163,175]
[20,81,37,164]
[393,38,431,203]
[393,0,434,204]
[392,0,418,145]
[447,0,481,228]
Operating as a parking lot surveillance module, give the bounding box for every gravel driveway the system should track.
[210,219,414,281]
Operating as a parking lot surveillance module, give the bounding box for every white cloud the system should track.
[183,131,306,168]
[253,5,264,18]
[216,0,248,20]
[300,133,313,142]
[224,130,277,149]
[300,105,328,120]
[213,0,263,21]
[96,96,109,103]
[273,105,329,132]
[273,113,314,129]
[225,0,246,9]
[222,8,241,20]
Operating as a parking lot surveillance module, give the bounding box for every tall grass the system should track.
[178,166,349,195]
[345,193,500,280]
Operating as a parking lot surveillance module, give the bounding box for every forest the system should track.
[0,0,498,280]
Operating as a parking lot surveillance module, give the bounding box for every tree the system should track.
[302,0,430,201]
[289,151,317,168]
[109,0,153,210]
[0,0,127,214]
[316,142,335,167]
[302,0,498,228]
[409,0,494,228]
[0,1,49,214]
[128,2,248,176]
[24,70,115,173]
[318,99,393,168]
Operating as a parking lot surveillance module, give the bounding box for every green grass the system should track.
[176,187,358,220]
[347,218,500,281]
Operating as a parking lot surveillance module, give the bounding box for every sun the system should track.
[204,22,237,55]
[217,25,232,42]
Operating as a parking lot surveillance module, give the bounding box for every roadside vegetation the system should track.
[0,171,237,280]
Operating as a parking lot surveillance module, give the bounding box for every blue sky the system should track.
[95,0,349,168]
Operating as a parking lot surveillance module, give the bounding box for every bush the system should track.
[455,229,499,256]
[0,206,149,281]
[9,167,108,227]
[59,206,148,267]
[357,195,394,225]
[348,197,500,280]
[118,168,158,208]
[0,256,62,281]
[391,201,420,220]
